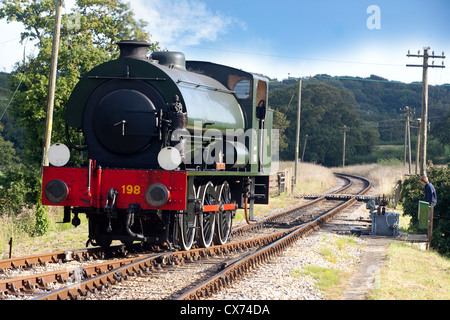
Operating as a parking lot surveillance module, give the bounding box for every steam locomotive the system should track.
[42,40,273,250]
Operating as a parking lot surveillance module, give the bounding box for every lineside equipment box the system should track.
[371,211,399,237]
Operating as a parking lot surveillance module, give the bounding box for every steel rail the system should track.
[0,175,355,273]
[35,194,354,301]
[174,197,358,300]
[175,174,372,300]
[33,228,298,300]
[0,245,131,272]
[0,254,158,297]
[232,173,354,235]
[5,174,371,300]
[0,251,70,271]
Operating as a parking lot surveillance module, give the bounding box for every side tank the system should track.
[150,51,245,133]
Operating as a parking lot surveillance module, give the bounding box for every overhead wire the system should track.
[0,10,53,123]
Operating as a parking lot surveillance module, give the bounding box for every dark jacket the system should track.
[423,183,437,207]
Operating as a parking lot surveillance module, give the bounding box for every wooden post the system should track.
[407,108,412,174]
[406,47,445,175]
[428,206,434,250]
[294,79,302,185]
[341,125,350,167]
[419,48,429,176]
[301,134,308,162]
[415,118,421,175]
[42,0,63,168]
[401,106,412,174]
[8,237,12,259]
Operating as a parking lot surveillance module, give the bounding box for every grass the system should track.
[280,162,336,195]
[302,266,341,290]
[290,234,360,299]
[234,162,335,223]
[369,241,450,300]
[319,235,358,263]
[334,160,409,196]
[291,265,345,298]
[0,208,89,259]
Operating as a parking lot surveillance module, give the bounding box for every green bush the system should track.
[400,165,450,256]
[0,165,49,236]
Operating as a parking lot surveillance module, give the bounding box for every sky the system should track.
[0,0,449,85]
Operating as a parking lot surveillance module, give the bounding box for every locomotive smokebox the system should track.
[117,40,151,60]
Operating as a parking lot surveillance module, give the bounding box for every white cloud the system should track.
[0,20,24,72]
[131,0,245,46]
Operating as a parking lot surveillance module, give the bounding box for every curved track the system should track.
[175,174,371,300]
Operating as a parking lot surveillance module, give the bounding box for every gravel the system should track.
[211,232,365,300]
[210,202,370,300]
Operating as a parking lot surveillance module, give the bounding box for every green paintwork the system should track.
[65,52,273,176]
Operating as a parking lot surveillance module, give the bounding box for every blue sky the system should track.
[1,0,449,84]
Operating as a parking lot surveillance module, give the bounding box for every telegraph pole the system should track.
[301,134,308,162]
[42,0,63,168]
[414,118,421,175]
[406,47,445,175]
[294,79,302,185]
[341,125,350,168]
[400,106,412,174]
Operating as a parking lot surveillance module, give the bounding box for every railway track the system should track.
[0,173,372,300]
[175,174,372,300]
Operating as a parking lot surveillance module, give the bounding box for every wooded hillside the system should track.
[269,74,450,166]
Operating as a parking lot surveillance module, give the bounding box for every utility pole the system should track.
[406,47,445,176]
[301,134,308,162]
[400,106,412,174]
[341,125,350,168]
[414,118,421,175]
[42,0,63,168]
[294,79,302,185]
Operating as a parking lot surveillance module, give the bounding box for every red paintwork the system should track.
[203,205,219,212]
[222,203,236,211]
[42,165,187,211]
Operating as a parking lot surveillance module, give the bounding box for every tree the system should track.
[270,82,378,166]
[0,124,19,168]
[431,109,450,146]
[0,0,159,234]
[0,0,159,165]
[400,165,450,256]
[272,109,290,154]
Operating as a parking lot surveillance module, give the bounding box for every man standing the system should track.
[420,175,437,249]
[420,175,437,207]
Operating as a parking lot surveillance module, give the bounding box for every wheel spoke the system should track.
[178,184,197,251]
[198,181,216,248]
[214,181,234,245]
